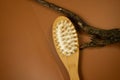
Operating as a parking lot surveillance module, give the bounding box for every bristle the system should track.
[53,16,79,56]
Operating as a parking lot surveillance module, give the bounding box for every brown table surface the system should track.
[0,0,120,80]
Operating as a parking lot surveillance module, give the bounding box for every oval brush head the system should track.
[53,16,79,56]
[52,16,80,80]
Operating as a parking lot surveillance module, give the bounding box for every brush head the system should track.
[52,16,79,56]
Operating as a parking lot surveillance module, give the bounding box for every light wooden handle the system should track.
[55,46,80,80]
[58,52,80,80]
[68,68,79,80]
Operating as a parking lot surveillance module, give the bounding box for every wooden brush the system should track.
[52,16,80,80]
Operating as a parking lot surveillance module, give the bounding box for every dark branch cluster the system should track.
[36,0,120,49]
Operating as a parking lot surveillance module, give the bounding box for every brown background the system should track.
[0,0,120,80]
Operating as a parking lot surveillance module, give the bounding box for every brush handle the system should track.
[68,65,79,80]
[58,52,80,80]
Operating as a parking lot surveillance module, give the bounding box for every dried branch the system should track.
[36,0,120,49]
